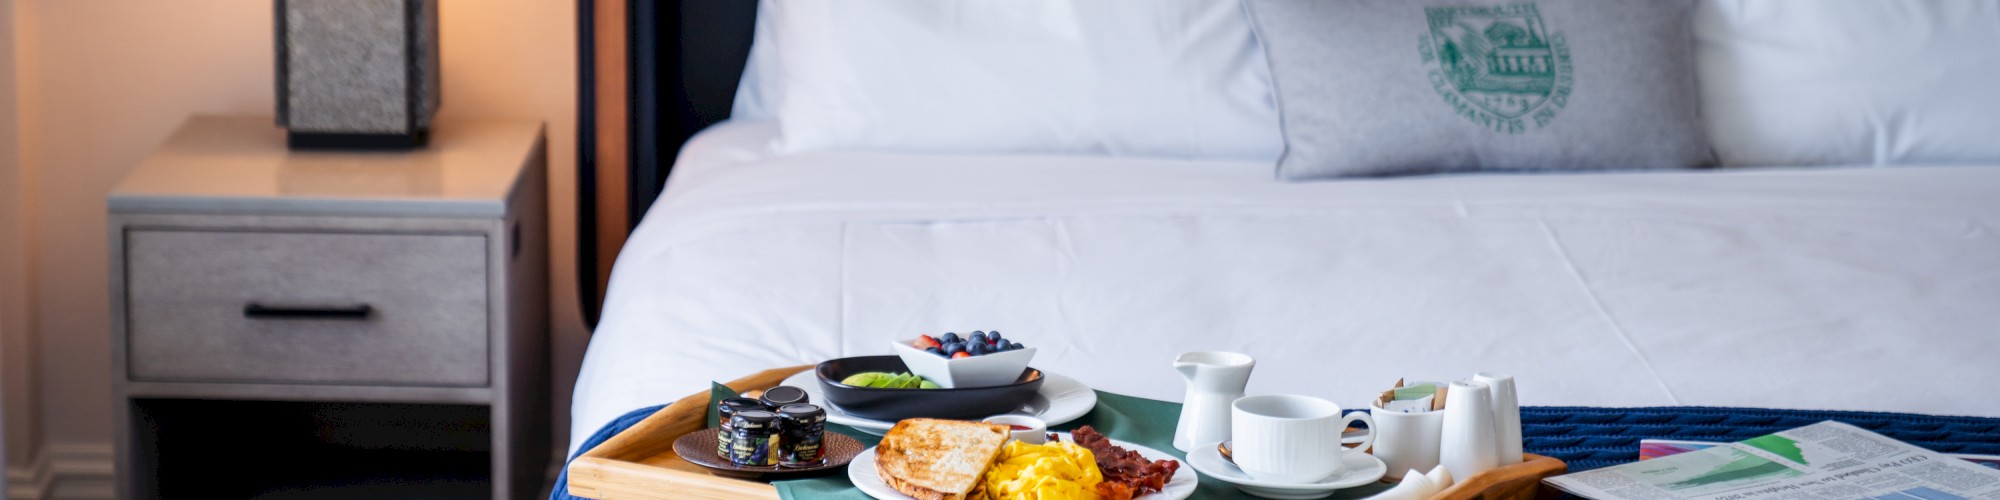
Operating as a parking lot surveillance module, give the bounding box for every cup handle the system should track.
[1342,411,1376,453]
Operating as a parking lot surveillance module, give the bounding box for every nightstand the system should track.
[107,116,549,499]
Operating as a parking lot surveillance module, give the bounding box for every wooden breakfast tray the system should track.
[565,365,1568,500]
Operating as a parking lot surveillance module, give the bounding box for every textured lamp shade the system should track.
[276,0,439,149]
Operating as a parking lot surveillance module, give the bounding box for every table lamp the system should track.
[275,0,440,150]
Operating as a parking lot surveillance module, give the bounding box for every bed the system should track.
[572,0,2000,456]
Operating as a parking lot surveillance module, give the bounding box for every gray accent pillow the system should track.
[1245,0,1715,179]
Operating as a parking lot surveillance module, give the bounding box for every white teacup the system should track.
[1232,395,1377,484]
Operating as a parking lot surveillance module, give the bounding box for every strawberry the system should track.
[951,351,971,359]
[913,334,942,349]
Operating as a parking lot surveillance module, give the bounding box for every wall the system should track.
[2,0,16,491]
[0,0,584,494]
[2,0,31,493]
[440,0,588,465]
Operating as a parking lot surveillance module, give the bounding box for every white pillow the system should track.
[1696,0,2000,167]
[746,0,1281,160]
[729,1,779,122]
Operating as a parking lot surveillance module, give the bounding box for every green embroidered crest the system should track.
[1420,3,1572,134]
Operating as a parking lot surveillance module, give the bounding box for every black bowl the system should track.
[815,355,1044,421]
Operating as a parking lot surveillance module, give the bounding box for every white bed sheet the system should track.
[571,120,2000,454]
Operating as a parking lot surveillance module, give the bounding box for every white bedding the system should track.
[571,121,2000,454]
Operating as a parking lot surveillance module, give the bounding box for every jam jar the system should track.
[777,404,827,467]
[715,398,769,459]
[728,410,781,466]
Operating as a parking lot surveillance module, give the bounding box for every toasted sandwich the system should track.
[874,418,1010,500]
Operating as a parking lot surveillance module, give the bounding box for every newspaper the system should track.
[1543,421,2000,500]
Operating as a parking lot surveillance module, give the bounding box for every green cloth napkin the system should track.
[702,388,1393,499]
[708,382,738,429]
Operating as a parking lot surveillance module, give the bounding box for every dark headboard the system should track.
[577,0,759,327]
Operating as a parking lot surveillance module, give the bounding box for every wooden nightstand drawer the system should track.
[123,229,489,387]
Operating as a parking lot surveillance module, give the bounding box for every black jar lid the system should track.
[718,397,769,420]
[777,404,825,424]
[760,386,810,407]
[732,410,778,429]
[720,398,764,410]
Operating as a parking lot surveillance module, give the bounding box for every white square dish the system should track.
[889,340,1037,389]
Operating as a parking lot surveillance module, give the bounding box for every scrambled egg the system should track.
[980,440,1104,500]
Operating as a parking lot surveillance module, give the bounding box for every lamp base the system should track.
[287,130,429,150]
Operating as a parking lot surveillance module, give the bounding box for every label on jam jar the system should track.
[729,410,780,466]
[778,404,827,467]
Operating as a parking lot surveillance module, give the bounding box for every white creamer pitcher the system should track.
[1172,351,1256,452]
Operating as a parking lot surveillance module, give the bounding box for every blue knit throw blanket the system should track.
[1521,406,2000,471]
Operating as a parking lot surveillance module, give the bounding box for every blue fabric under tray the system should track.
[551,404,2000,499]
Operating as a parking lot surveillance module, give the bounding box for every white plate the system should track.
[849,432,1197,500]
[782,370,1098,435]
[1184,442,1385,500]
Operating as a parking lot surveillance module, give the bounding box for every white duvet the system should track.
[571,121,2000,454]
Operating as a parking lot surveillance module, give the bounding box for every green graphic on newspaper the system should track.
[1741,434,1807,465]
[1660,448,1801,490]
[1613,436,1811,496]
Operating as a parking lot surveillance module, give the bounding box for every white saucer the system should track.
[849,431,1197,500]
[1184,442,1386,500]
[781,369,1098,435]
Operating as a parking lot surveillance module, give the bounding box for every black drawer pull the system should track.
[243,303,373,320]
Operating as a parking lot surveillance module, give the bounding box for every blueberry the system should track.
[1008,341,1025,351]
[969,342,989,356]
[942,332,961,344]
[969,332,988,345]
[946,342,967,355]
[924,346,942,356]
[988,331,1004,343]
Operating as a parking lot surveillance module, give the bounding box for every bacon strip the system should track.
[1071,426,1181,499]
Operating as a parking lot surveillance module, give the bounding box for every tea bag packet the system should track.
[1379,379,1445,413]
[1392,383,1437,401]
[1386,396,1433,413]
